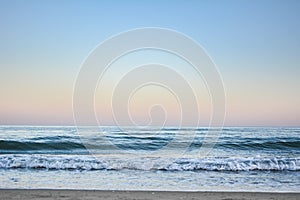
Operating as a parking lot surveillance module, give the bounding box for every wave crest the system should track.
[0,155,299,171]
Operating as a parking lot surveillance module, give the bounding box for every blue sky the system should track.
[0,0,299,126]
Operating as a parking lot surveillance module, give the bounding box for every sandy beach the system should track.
[0,189,299,200]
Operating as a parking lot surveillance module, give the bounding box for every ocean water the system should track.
[0,126,299,192]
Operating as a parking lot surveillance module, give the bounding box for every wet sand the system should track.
[0,189,299,200]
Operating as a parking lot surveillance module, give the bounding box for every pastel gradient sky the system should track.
[0,0,299,126]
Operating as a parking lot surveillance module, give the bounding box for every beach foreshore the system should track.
[0,189,299,200]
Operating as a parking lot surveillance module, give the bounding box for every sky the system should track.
[0,0,299,126]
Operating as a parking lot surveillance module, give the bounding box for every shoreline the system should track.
[1,189,299,200]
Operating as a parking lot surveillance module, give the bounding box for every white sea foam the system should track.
[0,154,299,171]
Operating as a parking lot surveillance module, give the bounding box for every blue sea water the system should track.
[0,126,299,191]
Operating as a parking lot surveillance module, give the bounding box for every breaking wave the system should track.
[0,155,299,171]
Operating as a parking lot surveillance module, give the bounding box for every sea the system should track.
[0,126,299,192]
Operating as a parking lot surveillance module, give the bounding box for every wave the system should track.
[0,140,86,151]
[0,155,299,171]
[191,139,300,150]
[1,137,300,153]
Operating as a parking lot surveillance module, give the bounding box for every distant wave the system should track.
[0,155,299,171]
[0,140,86,151]
[191,139,300,150]
[1,136,299,153]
